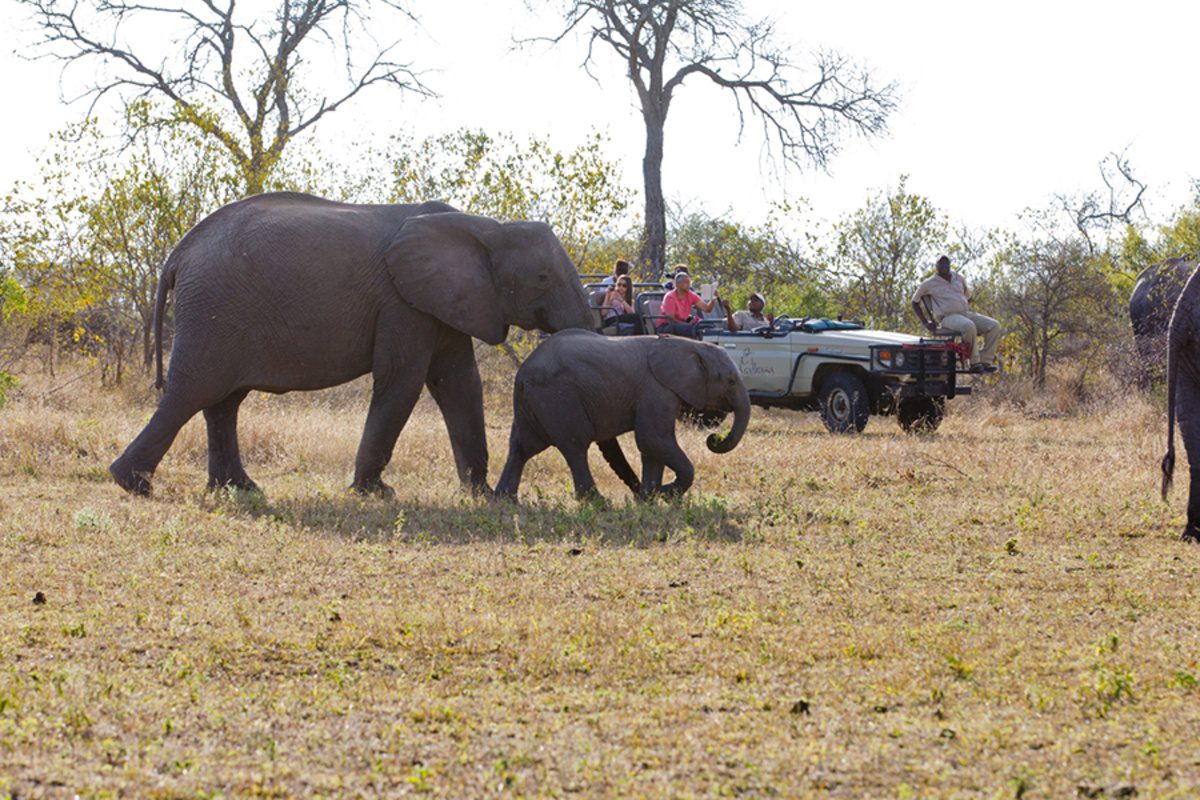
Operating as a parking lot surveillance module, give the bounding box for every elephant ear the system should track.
[384,213,508,345]
[647,339,710,410]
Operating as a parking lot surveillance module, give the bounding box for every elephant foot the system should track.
[110,457,152,497]
[464,479,494,497]
[1182,527,1200,544]
[575,487,609,506]
[658,481,690,499]
[350,478,395,499]
[207,475,260,493]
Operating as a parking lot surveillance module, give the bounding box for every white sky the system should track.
[2,0,1198,234]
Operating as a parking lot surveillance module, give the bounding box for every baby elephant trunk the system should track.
[706,384,751,454]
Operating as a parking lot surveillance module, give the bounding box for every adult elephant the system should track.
[1161,260,1200,542]
[495,331,751,500]
[1130,256,1197,376]
[110,191,595,497]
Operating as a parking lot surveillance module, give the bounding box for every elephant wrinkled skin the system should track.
[1161,261,1200,542]
[495,330,751,500]
[1130,257,1197,382]
[110,191,594,497]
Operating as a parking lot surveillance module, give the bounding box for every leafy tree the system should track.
[2,116,236,381]
[666,208,833,317]
[538,0,896,274]
[16,0,431,194]
[1158,184,1200,260]
[830,177,948,330]
[386,129,633,274]
[993,220,1120,388]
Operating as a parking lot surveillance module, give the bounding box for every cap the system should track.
[750,292,766,304]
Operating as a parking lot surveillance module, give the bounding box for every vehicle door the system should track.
[705,329,795,394]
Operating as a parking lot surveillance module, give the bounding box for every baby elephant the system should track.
[495,330,751,500]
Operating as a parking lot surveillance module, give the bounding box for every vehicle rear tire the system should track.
[897,396,945,434]
[818,372,869,434]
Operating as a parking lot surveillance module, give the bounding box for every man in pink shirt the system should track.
[658,271,718,338]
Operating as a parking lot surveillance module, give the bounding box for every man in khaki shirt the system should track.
[911,255,1001,372]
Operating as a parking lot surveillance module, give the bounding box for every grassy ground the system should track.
[1,365,1198,798]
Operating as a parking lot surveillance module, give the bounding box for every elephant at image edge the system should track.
[1161,261,1200,542]
[495,330,751,500]
[110,191,595,497]
[1129,256,1197,378]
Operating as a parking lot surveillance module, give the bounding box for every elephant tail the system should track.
[1162,265,1197,500]
[597,438,640,494]
[153,257,177,391]
[1163,302,1183,500]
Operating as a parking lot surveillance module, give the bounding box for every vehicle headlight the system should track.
[877,350,892,366]
[893,351,906,368]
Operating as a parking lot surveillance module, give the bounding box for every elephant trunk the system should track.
[706,384,751,454]
[542,284,597,333]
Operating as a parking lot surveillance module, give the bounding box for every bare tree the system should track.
[16,0,432,194]
[1057,150,1148,256]
[534,0,896,275]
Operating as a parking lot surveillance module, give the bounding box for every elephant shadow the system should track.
[216,488,745,545]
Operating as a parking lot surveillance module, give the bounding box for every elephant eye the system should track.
[537,273,549,284]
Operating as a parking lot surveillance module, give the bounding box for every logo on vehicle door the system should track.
[739,348,775,376]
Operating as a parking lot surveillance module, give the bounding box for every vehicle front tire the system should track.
[897,396,945,434]
[818,372,869,434]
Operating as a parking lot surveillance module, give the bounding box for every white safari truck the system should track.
[583,281,969,434]
[697,315,968,434]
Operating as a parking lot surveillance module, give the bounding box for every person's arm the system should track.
[697,291,718,313]
[912,300,936,332]
[911,281,936,332]
[722,299,737,332]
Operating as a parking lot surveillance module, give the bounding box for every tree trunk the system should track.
[639,114,668,279]
[142,316,153,371]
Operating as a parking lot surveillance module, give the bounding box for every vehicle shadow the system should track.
[212,488,744,545]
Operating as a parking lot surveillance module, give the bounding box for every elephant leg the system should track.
[204,388,257,491]
[110,391,205,495]
[597,438,641,494]
[495,423,550,499]
[643,438,694,497]
[639,456,665,498]
[351,316,436,497]
[425,330,489,491]
[1185,467,1200,543]
[635,402,693,497]
[560,444,601,501]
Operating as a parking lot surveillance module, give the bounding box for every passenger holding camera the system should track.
[658,271,718,338]
[602,275,640,332]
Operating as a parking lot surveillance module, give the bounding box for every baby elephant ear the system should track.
[647,338,710,411]
[385,213,508,345]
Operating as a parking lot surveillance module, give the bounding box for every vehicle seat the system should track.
[585,283,618,334]
[637,291,668,334]
[919,296,969,367]
[920,296,962,337]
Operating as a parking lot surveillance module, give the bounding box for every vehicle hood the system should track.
[801,328,925,349]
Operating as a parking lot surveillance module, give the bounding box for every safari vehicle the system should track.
[698,314,968,434]
[582,279,967,434]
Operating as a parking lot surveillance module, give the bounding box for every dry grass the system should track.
[2,362,1199,798]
